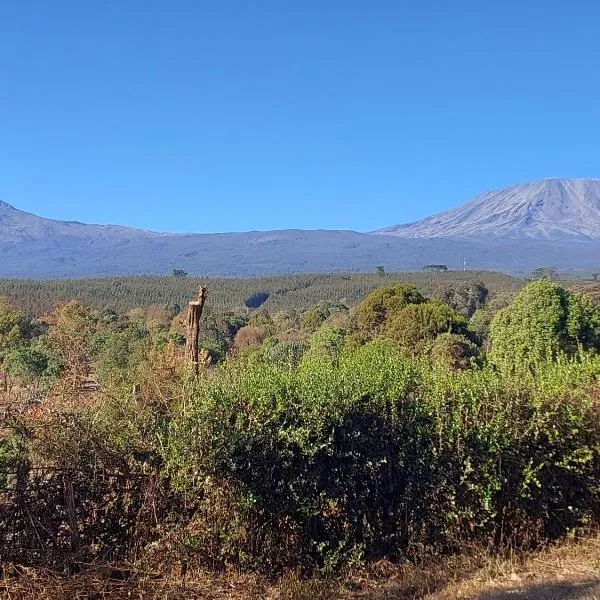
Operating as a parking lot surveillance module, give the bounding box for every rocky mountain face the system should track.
[377,179,600,240]
[1,179,600,278]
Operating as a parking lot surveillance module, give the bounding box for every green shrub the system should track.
[164,343,600,572]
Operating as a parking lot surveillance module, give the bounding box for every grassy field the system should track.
[0,270,523,315]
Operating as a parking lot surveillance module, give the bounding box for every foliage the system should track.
[3,276,600,579]
[0,272,523,316]
[164,344,600,572]
[233,326,266,350]
[435,281,488,318]
[303,324,348,364]
[490,280,600,370]
[45,301,99,387]
[300,301,348,334]
[3,343,62,384]
[384,300,467,355]
[262,339,307,367]
[429,332,480,370]
[353,284,425,336]
[0,298,24,360]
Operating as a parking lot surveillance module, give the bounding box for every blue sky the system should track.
[1,1,600,233]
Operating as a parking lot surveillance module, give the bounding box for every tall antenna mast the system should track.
[463,257,467,271]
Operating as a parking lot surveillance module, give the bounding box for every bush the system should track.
[164,343,600,572]
[233,325,266,350]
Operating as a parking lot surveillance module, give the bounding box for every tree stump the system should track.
[187,286,207,375]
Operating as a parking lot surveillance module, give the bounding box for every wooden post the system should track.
[187,285,207,375]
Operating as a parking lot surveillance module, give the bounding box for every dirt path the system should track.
[429,537,600,600]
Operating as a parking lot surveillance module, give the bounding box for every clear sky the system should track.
[1,1,599,233]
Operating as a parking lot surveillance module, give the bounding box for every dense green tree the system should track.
[354,284,425,336]
[4,342,61,385]
[467,293,515,346]
[489,280,600,369]
[384,301,467,355]
[271,309,300,334]
[248,310,275,336]
[96,322,150,387]
[263,339,306,366]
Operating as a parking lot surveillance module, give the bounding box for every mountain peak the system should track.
[378,178,600,240]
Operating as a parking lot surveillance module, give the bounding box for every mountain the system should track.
[377,178,600,240]
[2,179,600,278]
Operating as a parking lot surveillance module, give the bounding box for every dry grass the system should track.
[430,535,600,600]
[1,536,599,599]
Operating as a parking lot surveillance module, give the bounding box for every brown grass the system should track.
[1,535,599,599]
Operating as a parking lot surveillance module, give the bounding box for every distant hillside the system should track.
[3,178,600,277]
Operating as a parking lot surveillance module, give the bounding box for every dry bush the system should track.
[4,535,599,599]
[232,326,265,350]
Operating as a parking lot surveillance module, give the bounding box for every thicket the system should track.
[1,277,600,577]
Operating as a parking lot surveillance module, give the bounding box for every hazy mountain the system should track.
[2,179,600,278]
[377,178,600,240]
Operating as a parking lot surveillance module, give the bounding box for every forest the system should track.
[1,273,600,598]
[0,271,522,315]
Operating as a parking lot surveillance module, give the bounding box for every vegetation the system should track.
[0,271,522,315]
[490,280,600,370]
[1,273,600,594]
[423,264,448,272]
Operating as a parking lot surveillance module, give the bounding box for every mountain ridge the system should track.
[2,178,600,277]
[377,178,600,240]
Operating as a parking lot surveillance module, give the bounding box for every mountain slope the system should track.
[378,178,600,240]
[0,200,157,242]
[2,179,600,278]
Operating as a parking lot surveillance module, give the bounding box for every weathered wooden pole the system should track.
[187,285,207,375]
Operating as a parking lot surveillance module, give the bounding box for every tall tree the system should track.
[490,280,600,369]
